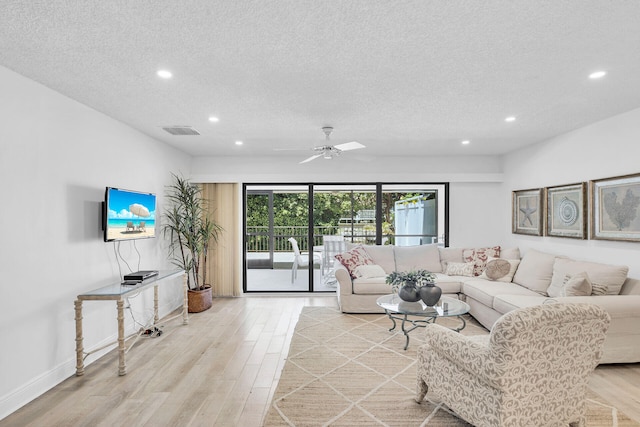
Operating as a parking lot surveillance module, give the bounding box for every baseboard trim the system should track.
[0,332,119,421]
[0,302,183,421]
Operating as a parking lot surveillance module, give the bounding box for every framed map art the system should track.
[591,173,640,242]
[512,188,543,236]
[545,183,587,239]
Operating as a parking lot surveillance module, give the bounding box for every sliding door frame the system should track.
[242,182,449,293]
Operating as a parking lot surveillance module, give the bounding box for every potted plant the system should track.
[386,269,440,305]
[163,174,222,312]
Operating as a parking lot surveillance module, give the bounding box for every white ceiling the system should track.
[2,1,640,160]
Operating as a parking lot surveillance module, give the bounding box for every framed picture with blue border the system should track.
[545,183,587,239]
[512,188,544,236]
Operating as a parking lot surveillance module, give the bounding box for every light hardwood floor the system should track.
[2,295,639,426]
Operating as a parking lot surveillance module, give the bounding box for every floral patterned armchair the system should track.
[416,303,610,426]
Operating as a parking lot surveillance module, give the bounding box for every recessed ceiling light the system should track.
[235,140,243,146]
[505,116,516,122]
[589,70,607,79]
[461,140,470,145]
[208,116,219,123]
[157,69,172,79]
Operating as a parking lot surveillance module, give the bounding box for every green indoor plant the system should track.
[163,174,222,312]
[385,269,437,293]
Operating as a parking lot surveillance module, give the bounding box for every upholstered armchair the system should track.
[416,303,610,427]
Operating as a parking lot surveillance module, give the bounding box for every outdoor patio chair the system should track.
[288,237,322,283]
[321,235,346,285]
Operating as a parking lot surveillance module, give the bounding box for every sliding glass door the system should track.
[243,183,447,293]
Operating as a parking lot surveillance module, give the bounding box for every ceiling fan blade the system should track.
[334,141,365,151]
[300,154,323,164]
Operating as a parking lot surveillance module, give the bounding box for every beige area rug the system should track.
[264,306,639,426]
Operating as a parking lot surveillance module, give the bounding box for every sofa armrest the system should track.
[334,263,353,296]
[425,324,507,389]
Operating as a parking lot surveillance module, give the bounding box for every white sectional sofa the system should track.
[334,244,640,364]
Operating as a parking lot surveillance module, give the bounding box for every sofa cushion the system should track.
[444,261,474,277]
[432,274,463,294]
[394,244,442,273]
[463,279,540,308]
[493,294,550,315]
[547,271,592,297]
[479,258,520,282]
[512,249,557,295]
[352,277,390,294]
[462,246,501,276]
[335,246,374,279]
[353,264,387,279]
[500,247,521,260]
[438,247,464,272]
[361,245,396,273]
[548,258,629,296]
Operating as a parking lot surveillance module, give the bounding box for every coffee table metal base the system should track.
[383,310,466,350]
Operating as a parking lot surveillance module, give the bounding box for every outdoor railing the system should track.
[246,226,436,252]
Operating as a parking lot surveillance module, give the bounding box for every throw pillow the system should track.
[479,258,521,282]
[512,249,557,295]
[335,246,374,279]
[591,282,608,296]
[353,264,387,279]
[444,261,475,277]
[548,258,628,295]
[547,271,592,297]
[462,246,501,276]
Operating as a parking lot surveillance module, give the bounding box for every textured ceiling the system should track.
[2,1,640,159]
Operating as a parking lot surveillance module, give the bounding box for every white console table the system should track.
[74,269,187,376]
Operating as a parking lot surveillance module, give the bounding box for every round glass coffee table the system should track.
[376,294,470,350]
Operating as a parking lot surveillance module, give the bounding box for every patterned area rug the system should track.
[263,306,638,426]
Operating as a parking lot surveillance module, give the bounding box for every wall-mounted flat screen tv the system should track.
[104,187,157,242]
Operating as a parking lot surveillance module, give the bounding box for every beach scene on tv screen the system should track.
[106,189,156,241]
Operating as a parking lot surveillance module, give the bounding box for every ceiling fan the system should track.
[277,126,366,164]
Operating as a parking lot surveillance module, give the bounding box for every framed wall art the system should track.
[591,173,640,242]
[512,188,543,236]
[545,183,587,239]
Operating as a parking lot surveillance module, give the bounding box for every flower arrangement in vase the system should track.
[385,269,441,306]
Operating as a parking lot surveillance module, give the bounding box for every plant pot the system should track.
[188,285,212,313]
[398,281,421,302]
[419,282,442,306]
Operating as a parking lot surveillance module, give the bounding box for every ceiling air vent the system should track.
[162,126,201,136]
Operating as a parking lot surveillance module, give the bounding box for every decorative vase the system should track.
[398,281,421,302]
[419,282,442,306]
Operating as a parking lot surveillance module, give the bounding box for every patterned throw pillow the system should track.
[444,261,475,277]
[462,246,501,276]
[479,258,521,282]
[547,271,592,297]
[335,246,374,279]
[353,264,387,279]
[591,282,608,295]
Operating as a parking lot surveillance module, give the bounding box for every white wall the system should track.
[503,107,640,277]
[0,66,191,418]
[448,182,505,247]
